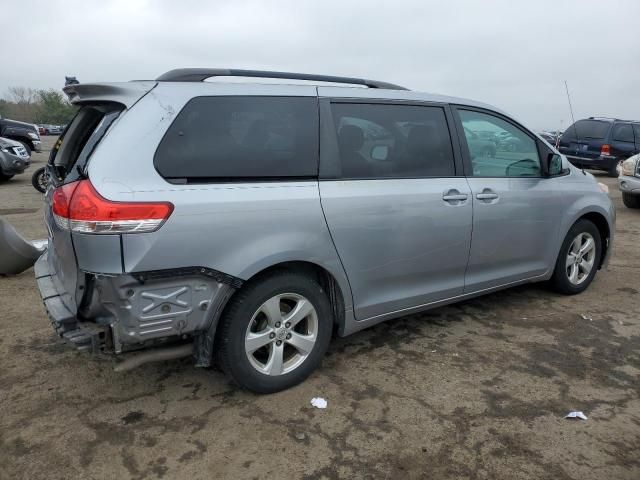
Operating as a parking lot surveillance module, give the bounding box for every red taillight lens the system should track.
[601,144,611,156]
[51,180,173,234]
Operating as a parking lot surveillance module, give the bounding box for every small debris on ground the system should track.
[311,397,327,409]
[580,314,593,321]
[295,432,306,441]
[565,411,588,420]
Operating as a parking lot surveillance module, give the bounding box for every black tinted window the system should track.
[155,97,319,180]
[330,103,455,179]
[562,120,610,140]
[612,123,634,142]
[634,125,640,143]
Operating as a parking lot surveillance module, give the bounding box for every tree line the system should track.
[0,87,77,125]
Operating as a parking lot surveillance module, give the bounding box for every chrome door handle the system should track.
[476,193,499,200]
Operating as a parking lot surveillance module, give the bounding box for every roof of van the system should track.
[63,68,504,117]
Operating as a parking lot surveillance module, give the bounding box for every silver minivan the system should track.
[35,69,615,393]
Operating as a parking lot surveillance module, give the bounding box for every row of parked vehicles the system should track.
[0,116,49,189]
[37,124,65,136]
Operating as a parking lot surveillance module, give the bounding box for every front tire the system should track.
[550,219,601,295]
[622,192,640,209]
[216,271,333,393]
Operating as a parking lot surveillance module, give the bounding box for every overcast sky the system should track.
[3,0,639,130]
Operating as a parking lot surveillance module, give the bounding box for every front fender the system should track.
[556,191,615,268]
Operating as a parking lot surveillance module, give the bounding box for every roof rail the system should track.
[155,68,409,91]
[587,116,640,122]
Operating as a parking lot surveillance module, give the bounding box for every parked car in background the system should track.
[464,127,497,157]
[619,153,640,208]
[0,117,42,154]
[42,124,63,135]
[36,68,615,393]
[539,131,561,147]
[558,117,640,177]
[0,137,30,180]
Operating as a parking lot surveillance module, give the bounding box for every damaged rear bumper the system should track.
[35,253,111,352]
[34,252,240,368]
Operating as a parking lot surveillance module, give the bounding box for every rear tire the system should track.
[216,270,333,393]
[606,161,619,177]
[622,192,640,209]
[31,167,47,193]
[550,219,601,295]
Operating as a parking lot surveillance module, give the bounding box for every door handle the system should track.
[443,194,468,201]
[475,188,499,202]
[476,193,499,200]
[442,189,468,203]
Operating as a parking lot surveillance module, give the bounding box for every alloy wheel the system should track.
[565,232,596,285]
[244,293,318,376]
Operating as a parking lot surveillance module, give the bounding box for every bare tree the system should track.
[7,86,38,105]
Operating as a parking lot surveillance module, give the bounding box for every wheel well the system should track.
[10,136,32,149]
[578,212,610,268]
[240,261,345,329]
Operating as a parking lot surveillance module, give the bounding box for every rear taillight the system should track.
[601,144,611,156]
[51,179,173,234]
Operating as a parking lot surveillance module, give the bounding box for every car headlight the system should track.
[621,156,639,177]
[27,132,39,140]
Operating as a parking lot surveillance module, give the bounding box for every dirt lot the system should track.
[1,136,638,480]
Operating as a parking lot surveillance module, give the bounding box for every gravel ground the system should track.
[0,136,638,480]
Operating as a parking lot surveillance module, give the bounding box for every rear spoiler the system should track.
[63,81,157,109]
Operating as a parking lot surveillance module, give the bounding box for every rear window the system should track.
[154,96,319,181]
[612,123,635,142]
[562,120,610,141]
[51,103,123,183]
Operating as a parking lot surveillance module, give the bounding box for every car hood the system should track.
[0,137,23,149]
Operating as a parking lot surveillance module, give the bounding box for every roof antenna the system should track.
[564,80,585,175]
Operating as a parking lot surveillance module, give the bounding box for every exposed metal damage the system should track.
[35,251,241,371]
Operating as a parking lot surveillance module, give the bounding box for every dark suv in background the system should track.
[0,117,42,155]
[558,117,639,176]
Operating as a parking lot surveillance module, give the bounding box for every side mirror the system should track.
[542,152,563,177]
[371,145,389,161]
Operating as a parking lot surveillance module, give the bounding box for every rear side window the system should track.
[329,103,455,179]
[154,96,319,181]
[562,120,610,140]
[51,104,122,184]
[612,123,635,142]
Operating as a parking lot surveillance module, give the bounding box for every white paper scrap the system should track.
[565,411,588,420]
[310,397,327,409]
